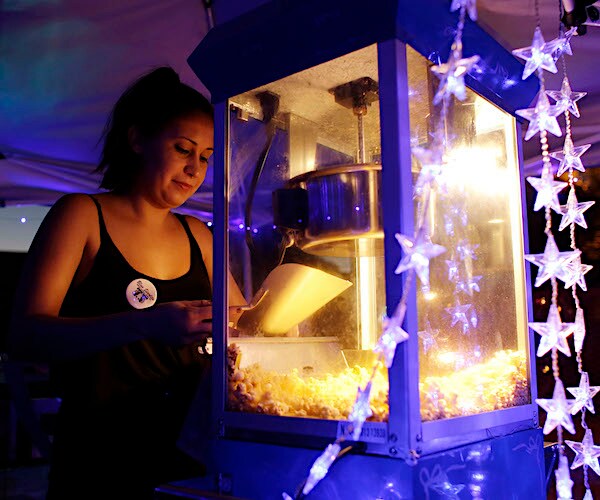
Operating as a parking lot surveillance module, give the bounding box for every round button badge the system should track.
[126,278,157,309]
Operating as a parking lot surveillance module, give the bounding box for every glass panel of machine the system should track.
[226,45,388,422]
[406,47,530,421]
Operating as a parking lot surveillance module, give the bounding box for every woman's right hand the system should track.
[142,300,213,347]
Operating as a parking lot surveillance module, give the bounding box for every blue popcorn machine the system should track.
[160,0,549,498]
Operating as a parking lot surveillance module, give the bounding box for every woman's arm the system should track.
[9,195,212,362]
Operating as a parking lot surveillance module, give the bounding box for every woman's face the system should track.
[134,112,214,208]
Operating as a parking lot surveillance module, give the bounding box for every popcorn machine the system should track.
[175,0,547,498]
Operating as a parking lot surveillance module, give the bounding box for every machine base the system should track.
[156,427,549,499]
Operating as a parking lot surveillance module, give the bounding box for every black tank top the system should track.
[55,195,212,407]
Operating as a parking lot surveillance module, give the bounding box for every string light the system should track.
[517,0,596,496]
[283,2,480,495]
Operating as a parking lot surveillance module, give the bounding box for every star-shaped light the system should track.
[549,27,577,61]
[445,259,460,281]
[394,231,446,290]
[529,304,575,357]
[374,315,409,368]
[430,474,465,500]
[550,136,592,177]
[558,187,595,231]
[555,454,574,500]
[302,443,341,495]
[445,302,472,334]
[443,206,468,236]
[536,378,575,435]
[524,233,580,287]
[516,91,562,141]
[566,428,600,477]
[567,372,600,415]
[512,27,559,80]
[457,239,478,261]
[444,213,456,236]
[431,43,480,105]
[546,76,587,118]
[412,143,445,196]
[418,319,440,354]
[558,254,593,291]
[527,168,568,213]
[457,275,482,296]
[574,308,586,352]
[428,471,465,500]
[348,382,373,441]
[450,0,477,20]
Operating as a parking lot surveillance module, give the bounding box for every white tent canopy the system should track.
[2,0,600,213]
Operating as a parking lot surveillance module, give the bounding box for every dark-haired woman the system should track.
[9,67,245,499]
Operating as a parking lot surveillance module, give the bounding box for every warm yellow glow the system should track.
[228,345,528,422]
[437,351,458,365]
[442,146,509,196]
[423,291,437,301]
[474,95,507,135]
[488,219,504,224]
[227,343,389,421]
[420,350,528,421]
[358,255,378,350]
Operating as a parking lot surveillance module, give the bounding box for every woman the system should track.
[9,67,245,499]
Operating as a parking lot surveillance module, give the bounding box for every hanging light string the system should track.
[556,9,599,496]
[513,0,600,496]
[283,2,479,497]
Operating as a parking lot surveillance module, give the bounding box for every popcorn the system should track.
[227,345,528,422]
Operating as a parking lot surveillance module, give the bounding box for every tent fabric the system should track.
[1,0,600,211]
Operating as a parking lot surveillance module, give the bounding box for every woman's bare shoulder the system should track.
[32,193,100,248]
[49,193,98,217]
[182,214,213,241]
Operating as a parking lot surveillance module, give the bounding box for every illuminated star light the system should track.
[445,302,472,334]
[529,303,575,357]
[566,428,600,477]
[446,259,460,281]
[450,0,477,20]
[457,275,482,296]
[546,76,587,118]
[468,307,478,329]
[512,26,559,80]
[430,473,465,500]
[524,233,580,287]
[573,308,586,352]
[555,454,574,500]
[412,143,445,196]
[375,315,409,368]
[527,168,568,213]
[549,27,577,61]
[417,319,440,354]
[457,239,479,261]
[558,187,595,231]
[348,382,373,441]
[558,254,593,292]
[567,372,600,415]
[431,44,480,105]
[302,443,341,495]
[516,91,562,141]
[536,378,576,435]
[394,231,446,291]
[550,136,592,177]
